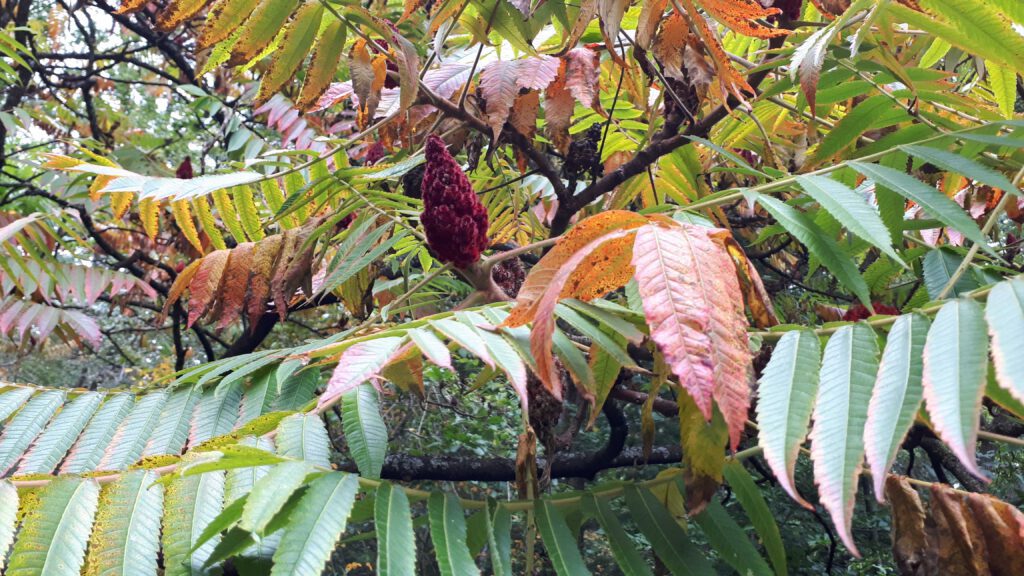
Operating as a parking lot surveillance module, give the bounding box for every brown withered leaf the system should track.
[965,492,1024,575]
[678,0,755,103]
[516,427,539,499]
[187,249,230,327]
[247,233,284,328]
[886,476,929,576]
[543,61,576,154]
[887,477,1024,576]
[562,0,597,52]
[929,485,988,576]
[811,0,851,16]
[509,91,540,173]
[683,467,720,517]
[270,220,321,320]
[635,0,668,49]
[215,241,255,331]
[269,228,306,320]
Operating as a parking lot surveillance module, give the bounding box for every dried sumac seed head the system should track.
[420,135,489,269]
[765,0,802,21]
[176,156,193,179]
[562,123,603,183]
[402,163,425,199]
[364,141,386,166]
[492,256,525,299]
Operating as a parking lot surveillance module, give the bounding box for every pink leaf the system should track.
[480,59,520,140]
[319,336,405,409]
[514,55,560,91]
[563,48,601,109]
[631,223,752,449]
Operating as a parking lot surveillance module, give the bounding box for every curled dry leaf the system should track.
[509,91,541,173]
[350,39,387,127]
[887,475,1024,575]
[543,61,576,154]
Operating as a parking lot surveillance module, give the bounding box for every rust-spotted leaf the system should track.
[257,1,324,104]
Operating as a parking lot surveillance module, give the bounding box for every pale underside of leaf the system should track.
[922,299,990,480]
[756,329,820,508]
[864,313,929,502]
[809,323,879,557]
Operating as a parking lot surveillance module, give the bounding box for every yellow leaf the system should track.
[227,0,301,67]
[111,192,133,220]
[192,197,227,250]
[170,200,205,254]
[233,186,265,241]
[199,0,253,49]
[211,187,247,243]
[138,197,161,239]
[155,0,209,32]
[256,1,324,104]
[297,19,347,110]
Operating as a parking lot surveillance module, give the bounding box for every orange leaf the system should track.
[247,233,284,328]
[530,228,637,398]
[543,61,575,154]
[630,222,751,448]
[561,232,636,302]
[116,0,148,14]
[509,92,540,173]
[506,210,649,327]
[187,249,230,327]
[215,242,255,330]
[155,0,209,32]
[350,39,384,126]
[160,259,202,322]
[697,0,787,38]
